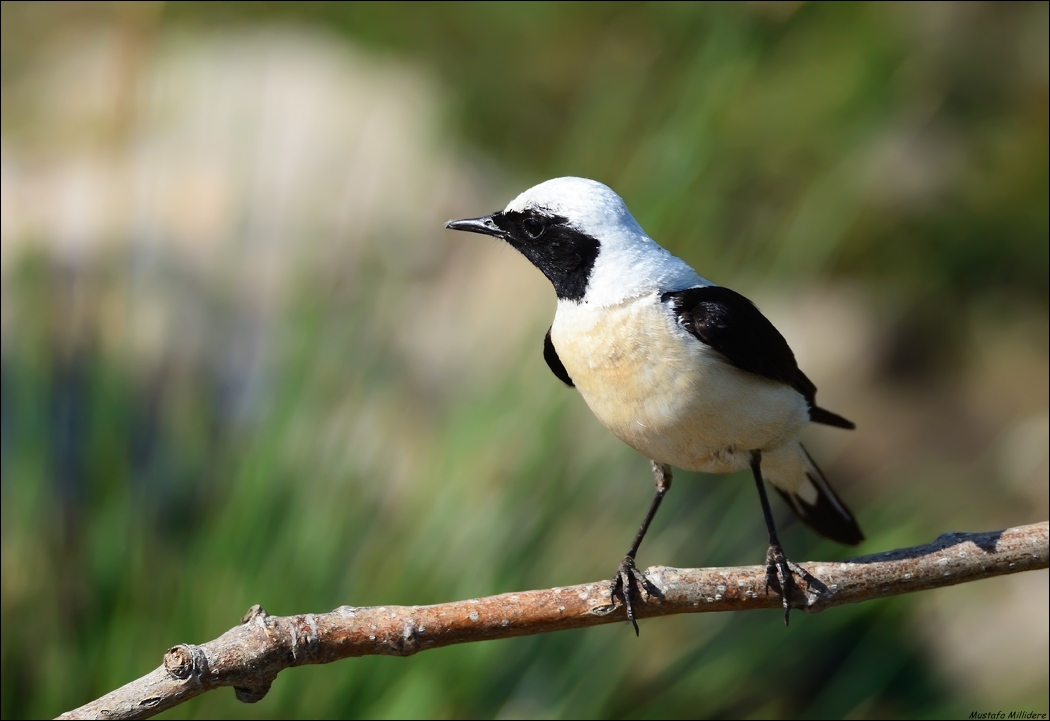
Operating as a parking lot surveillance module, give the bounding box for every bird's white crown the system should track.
[506,177,708,306]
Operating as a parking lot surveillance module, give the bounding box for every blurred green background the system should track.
[1,2,1047,718]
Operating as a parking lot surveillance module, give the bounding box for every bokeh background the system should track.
[2,2,1047,718]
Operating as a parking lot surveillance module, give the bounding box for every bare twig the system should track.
[58,521,1048,720]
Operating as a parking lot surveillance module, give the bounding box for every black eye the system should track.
[522,217,546,240]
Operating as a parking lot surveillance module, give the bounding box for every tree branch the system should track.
[58,521,1049,720]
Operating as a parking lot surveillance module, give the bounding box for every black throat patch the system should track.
[491,210,600,302]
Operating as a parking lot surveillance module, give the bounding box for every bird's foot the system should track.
[609,555,658,635]
[764,543,806,626]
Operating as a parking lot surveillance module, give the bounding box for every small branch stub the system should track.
[57,521,1049,721]
[162,646,196,681]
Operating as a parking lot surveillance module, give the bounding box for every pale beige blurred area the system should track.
[917,571,1049,702]
[1,15,1046,715]
[1,23,556,398]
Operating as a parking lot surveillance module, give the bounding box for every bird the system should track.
[446,176,863,632]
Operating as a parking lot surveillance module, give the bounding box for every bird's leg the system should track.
[750,451,796,625]
[611,461,672,635]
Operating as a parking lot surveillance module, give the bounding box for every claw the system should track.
[765,544,795,625]
[609,555,654,635]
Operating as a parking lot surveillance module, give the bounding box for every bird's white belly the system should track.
[551,296,809,473]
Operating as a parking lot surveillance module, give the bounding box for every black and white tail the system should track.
[760,442,864,545]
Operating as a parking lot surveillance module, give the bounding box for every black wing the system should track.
[662,286,854,429]
[544,328,574,387]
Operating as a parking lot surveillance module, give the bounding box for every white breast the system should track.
[550,295,809,473]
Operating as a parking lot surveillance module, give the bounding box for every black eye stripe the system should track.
[488,209,599,301]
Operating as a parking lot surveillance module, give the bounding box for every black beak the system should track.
[445,214,506,239]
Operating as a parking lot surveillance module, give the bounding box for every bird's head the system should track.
[447,177,704,305]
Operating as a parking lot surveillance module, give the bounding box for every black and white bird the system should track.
[446,177,863,631]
